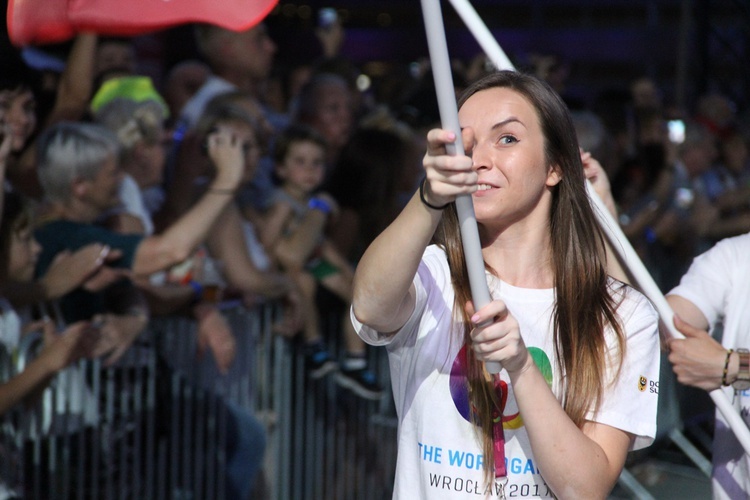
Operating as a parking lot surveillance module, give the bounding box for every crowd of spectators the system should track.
[1,9,749,498]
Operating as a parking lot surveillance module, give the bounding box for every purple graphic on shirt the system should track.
[450,344,551,430]
[449,345,472,421]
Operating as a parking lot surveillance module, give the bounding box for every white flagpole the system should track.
[446,0,513,71]
[444,0,750,456]
[420,0,500,374]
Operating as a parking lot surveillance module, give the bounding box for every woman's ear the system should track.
[546,164,562,187]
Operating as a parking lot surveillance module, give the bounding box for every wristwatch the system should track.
[732,348,750,391]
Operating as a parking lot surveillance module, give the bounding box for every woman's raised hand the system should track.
[422,128,477,207]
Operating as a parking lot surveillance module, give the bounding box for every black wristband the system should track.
[419,178,450,210]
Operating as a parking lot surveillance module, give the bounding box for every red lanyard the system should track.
[492,376,507,479]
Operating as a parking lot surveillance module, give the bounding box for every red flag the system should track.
[7,0,74,46]
[7,0,279,46]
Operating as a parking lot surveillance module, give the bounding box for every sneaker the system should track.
[305,346,338,379]
[335,368,385,400]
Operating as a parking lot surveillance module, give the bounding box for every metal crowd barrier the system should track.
[1,297,717,499]
[0,300,397,499]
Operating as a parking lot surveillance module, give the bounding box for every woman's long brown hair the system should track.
[434,71,626,487]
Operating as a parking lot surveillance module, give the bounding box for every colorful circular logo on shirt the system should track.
[449,345,553,430]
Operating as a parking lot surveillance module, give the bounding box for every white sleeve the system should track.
[351,278,426,347]
[117,175,154,235]
[351,245,450,347]
[669,237,735,327]
[589,287,661,450]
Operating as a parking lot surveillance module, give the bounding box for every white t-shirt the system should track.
[118,174,154,236]
[98,174,154,236]
[353,245,660,499]
[242,219,272,272]
[669,232,750,500]
[0,298,21,354]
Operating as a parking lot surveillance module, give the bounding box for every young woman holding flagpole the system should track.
[351,68,660,499]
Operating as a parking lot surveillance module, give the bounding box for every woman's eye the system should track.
[499,135,518,145]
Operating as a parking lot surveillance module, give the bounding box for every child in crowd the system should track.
[0,191,99,496]
[260,124,383,400]
[178,94,302,334]
[0,192,99,416]
[193,92,273,272]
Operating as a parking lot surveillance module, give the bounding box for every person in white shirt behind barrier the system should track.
[667,232,750,499]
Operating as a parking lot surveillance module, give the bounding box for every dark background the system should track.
[264,0,750,117]
[2,0,749,120]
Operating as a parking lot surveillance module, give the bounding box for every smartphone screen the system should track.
[668,120,685,144]
[318,7,338,29]
[674,187,694,209]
